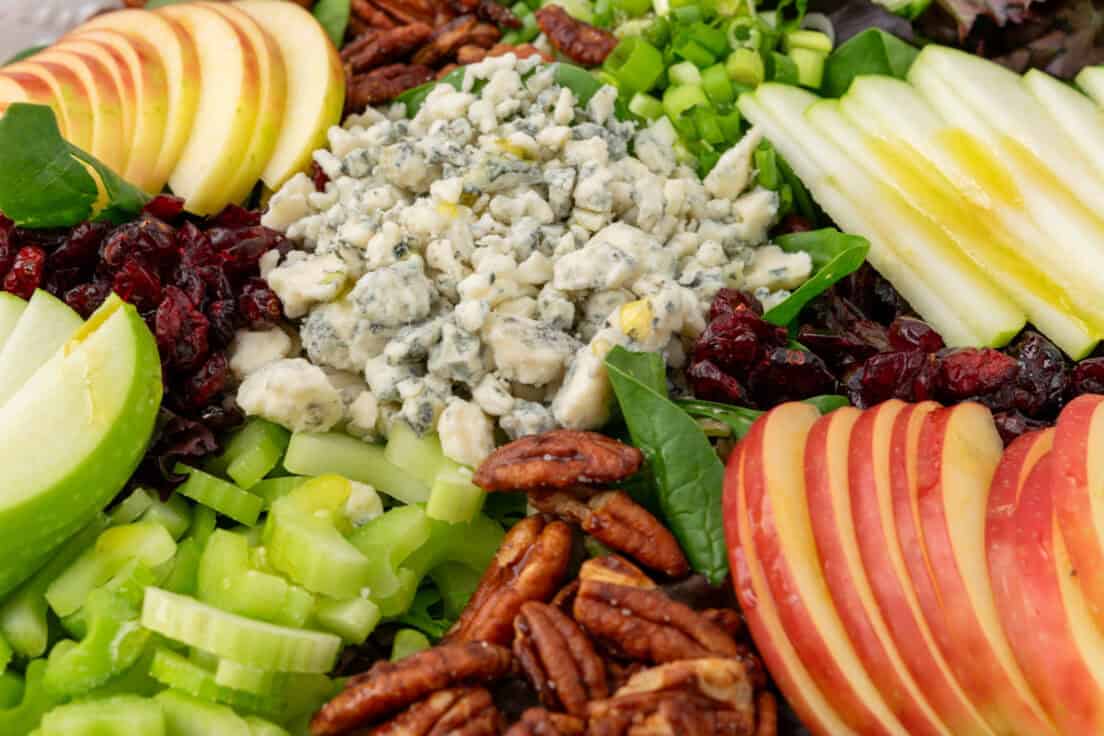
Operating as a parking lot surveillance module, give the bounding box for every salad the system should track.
[0,0,1101,734]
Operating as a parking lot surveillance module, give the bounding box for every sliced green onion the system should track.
[544,0,594,22]
[783,29,832,54]
[689,21,728,56]
[754,141,781,190]
[697,143,721,173]
[701,63,734,104]
[719,109,743,141]
[613,0,651,17]
[769,50,799,85]
[284,432,429,504]
[174,464,264,526]
[790,47,827,89]
[725,48,764,86]
[671,113,698,140]
[629,92,665,120]
[663,83,708,120]
[390,629,431,661]
[673,37,715,67]
[603,37,664,93]
[643,16,671,47]
[671,4,703,23]
[510,1,529,16]
[667,60,702,86]
[725,16,762,50]
[693,107,726,145]
[517,12,541,42]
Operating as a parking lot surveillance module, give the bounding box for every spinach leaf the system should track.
[145,0,193,6]
[396,67,468,117]
[392,587,453,639]
[762,228,869,327]
[0,104,148,228]
[821,27,919,97]
[4,46,45,66]
[676,395,849,438]
[605,347,728,584]
[313,0,353,48]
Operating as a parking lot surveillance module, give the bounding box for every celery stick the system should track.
[39,695,165,736]
[174,465,263,526]
[426,462,485,523]
[149,649,280,716]
[142,494,194,540]
[109,489,156,526]
[313,596,381,644]
[245,716,290,736]
[384,421,448,487]
[376,568,420,618]
[156,689,252,736]
[348,505,434,599]
[391,629,431,660]
[210,419,291,490]
[284,432,429,504]
[164,538,203,597]
[251,477,309,508]
[214,659,285,696]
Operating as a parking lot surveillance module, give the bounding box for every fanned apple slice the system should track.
[743,402,909,734]
[235,0,345,190]
[2,61,94,152]
[201,2,286,206]
[60,29,170,194]
[851,401,992,735]
[0,71,63,125]
[155,3,262,214]
[51,38,136,168]
[988,430,1104,733]
[912,404,1054,734]
[76,10,200,190]
[1025,69,1104,182]
[724,441,855,736]
[1076,66,1104,107]
[806,406,949,735]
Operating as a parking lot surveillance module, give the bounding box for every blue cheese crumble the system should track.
[250,53,810,466]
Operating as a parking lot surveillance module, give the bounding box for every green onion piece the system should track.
[0,671,20,709]
[725,48,764,85]
[603,37,665,94]
[426,462,485,523]
[629,92,665,120]
[525,0,541,10]
[142,588,342,673]
[593,0,613,27]
[754,141,781,189]
[391,629,431,661]
[284,432,429,505]
[643,16,670,47]
[671,113,697,141]
[697,145,721,174]
[693,107,726,145]
[313,596,381,645]
[769,50,800,84]
[725,16,762,50]
[718,108,743,141]
[667,60,702,86]
[174,464,264,526]
[689,21,728,55]
[663,83,708,120]
[673,37,715,67]
[39,695,165,736]
[701,62,734,104]
[783,29,833,54]
[613,0,651,17]
[499,30,521,45]
[790,47,827,89]
[671,4,702,23]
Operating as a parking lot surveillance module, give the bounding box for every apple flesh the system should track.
[1024,69,1104,183]
[0,290,83,409]
[0,293,26,353]
[2,61,95,153]
[0,295,161,597]
[1076,66,1104,107]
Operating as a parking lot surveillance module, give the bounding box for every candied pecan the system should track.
[505,708,586,736]
[551,579,580,611]
[577,555,656,589]
[437,63,461,79]
[469,21,504,48]
[310,642,512,736]
[514,601,608,716]
[351,0,399,29]
[531,490,689,578]
[755,692,778,736]
[488,43,554,61]
[475,430,643,492]
[575,558,740,664]
[477,0,522,28]
[369,688,502,736]
[346,23,434,72]
[534,5,618,65]
[372,0,437,25]
[702,609,745,640]
[445,516,575,646]
[456,44,489,64]
[447,0,480,13]
[348,63,435,109]
[412,15,479,66]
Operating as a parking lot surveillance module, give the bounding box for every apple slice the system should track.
[805,405,949,735]
[75,10,200,192]
[201,2,287,207]
[724,441,854,736]
[743,402,909,733]
[0,294,161,596]
[0,290,83,409]
[60,29,170,194]
[0,71,62,123]
[1076,66,1104,107]
[988,430,1104,733]
[155,3,262,215]
[1024,69,1104,181]
[2,61,94,153]
[0,293,27,353]
[235,0,345,190]
[912,403,1054,733]
[850,401,992,734]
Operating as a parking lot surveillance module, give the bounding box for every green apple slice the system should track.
[0,295,161,596]
[1024,69,1104,181]
[809,98,1097,358]
[156,3,262,215]
[234,0,345,190]
[0,290,83,409]
[0,293,27,354]
[1076,66,1104,107]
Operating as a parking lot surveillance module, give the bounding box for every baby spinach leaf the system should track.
[676,395,849,439]
[605,347,728,584]
[144,0,193,7]
[0,104,148,228]
[821,27,920,97]
[392,587,453,640]
[763,228,869,327]
[4,46,45,66]
[396,67,469,117]
[313,0,353,48]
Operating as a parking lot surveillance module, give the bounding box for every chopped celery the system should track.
[390,629,431,660]
[403,513,505,579]
[426,463,485,523]
[149,649,281,715]
[701,63,734,105]
[769,51,800,85]
[39,695,165,736]
[349,505,434,599]
[603,37,664,93]
[109,489,156,526]
[156,689,253,736]
[210,419,292,490]
[284,432,429,504]
[142,588,342,673]
[162,538,203,596]
[214,659,285,696]
[250,477,308,508]
[79,643,162,699]
[313,597,381,644]
[47,522,177,618]
[0,633,10,671]
[245,716,290,736]
[174,465,263,526]
[790,47,826,88]
[189,506,217,550]
[376,568,419,618]
[141,494,193,541]
[383,422,448,488]
[0,659,63,735]
[429,562,483,619]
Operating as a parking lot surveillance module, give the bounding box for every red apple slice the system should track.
[2,61,94,153]
[913,403,1054,733]
[851,400,991,734]
[51,37,136,167]
[805,406,949,735]
[724,439,854,736]
[988,429,1104,732]
[742,402,908,734]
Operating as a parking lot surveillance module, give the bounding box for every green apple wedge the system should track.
[235,0,345,191]
[741,84,1025,347]
[807,98,1097,359]
[0,293,26,352]
[0,290,83,409]
[0,294,161,597]
[1076,66,1104,107]
[1023,70,1104,182]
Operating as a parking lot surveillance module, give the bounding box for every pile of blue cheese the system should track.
[235,53,811,469]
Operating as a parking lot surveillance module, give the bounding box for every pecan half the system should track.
[369,687,502,736]
[477,0,523,28]
[575,558,741,664]
[577,555,657,589]
[469,21,503,47]
[456,44,489,64]
[445,516,575,646]
[372,0,437,25]
[702,608,746,640]
[487,44,554,61]
[347,63,435,109]
[475,430,643,492]
[412,15,480,66]
[534,5,618,65]
[505,708,587,736]
[755,692,778,736]
[514,601,608,716]
[530,490,689,578]
[351,0,400,29]
[310,642,512,735]
[346,23,435,72]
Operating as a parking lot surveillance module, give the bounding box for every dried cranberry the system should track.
[693,310,786,374]
[747,348,836,406]
[1007,331,1068,416]
[796,327,878,372]
[42,267,82,298]
[3,245,46,299]
[777,213,813,235]
[196,265,233,302]
[309,160,329,191]
[937,348,1019,401]
[64,281,111,318]
[178,222,217,269]
[850,351,935,408]
[887,317,945,353]
[238,279,283,328]
[687,359,748,404]
[1071,358,1104,396]
[849,319,891,352]
[142,195,186,222]
[209,204,261,229]
[709,289,762,321]
[211,226,285,273]
[50,221,110,270]
[182,352,229,409]
[112,259,163,311]
[206,299,237,348]
[100,217,176,269]
[172,266,206,308]
[155,286,210,372]
[0,242,15,281]
[992,411,1050,446]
